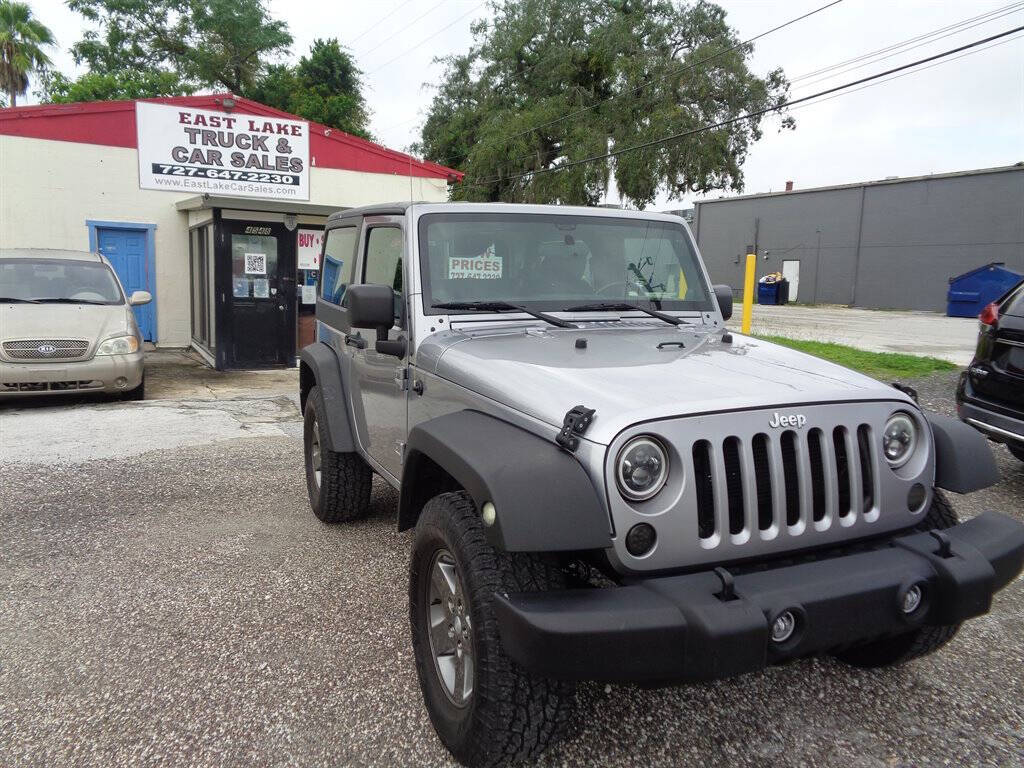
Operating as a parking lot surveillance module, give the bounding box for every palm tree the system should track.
[0,1,55,107]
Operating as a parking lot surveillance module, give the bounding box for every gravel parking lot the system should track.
[1,371,1021,768]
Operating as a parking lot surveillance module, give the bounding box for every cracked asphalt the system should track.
[1,370,1021,767]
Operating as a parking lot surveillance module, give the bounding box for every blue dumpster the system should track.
[947,262,1023,317]
[758,281,779,305]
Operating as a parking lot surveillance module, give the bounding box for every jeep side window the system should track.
[363,227,404,325]
[320,226,358,305]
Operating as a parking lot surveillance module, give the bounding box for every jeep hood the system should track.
[428,323,912,445]
[0,303,133,351]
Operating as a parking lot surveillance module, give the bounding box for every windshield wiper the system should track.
[33,297,110,305]
[0,296,41,303]
[563,301,683,326]
[431,301,576,329]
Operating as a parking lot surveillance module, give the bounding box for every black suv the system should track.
[957,279,1024,461]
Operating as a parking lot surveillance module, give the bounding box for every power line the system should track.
[359,0,450,58]
[786,31,1024,113]
[368,3,485,74]
[790,1,1023,82]
[346,0,416,47]
[792,4,1023,90]
[430,0,845,168]
[458,25,1024,189]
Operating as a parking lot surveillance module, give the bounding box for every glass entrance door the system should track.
[220,220,296,368]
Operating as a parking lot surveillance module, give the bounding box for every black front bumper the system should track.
[494,512,1024,684]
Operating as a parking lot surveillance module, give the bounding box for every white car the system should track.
[0,248,150,399]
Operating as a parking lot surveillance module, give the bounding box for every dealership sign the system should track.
[136,102,310,200]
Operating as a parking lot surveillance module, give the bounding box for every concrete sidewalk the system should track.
[732,304,979,366]
[145,348,298,401]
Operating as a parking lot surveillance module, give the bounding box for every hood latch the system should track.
[556,405,595,452]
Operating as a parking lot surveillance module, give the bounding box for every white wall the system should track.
[0,135,450,347]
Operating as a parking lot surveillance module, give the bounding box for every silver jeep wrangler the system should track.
[299,202,1024,767]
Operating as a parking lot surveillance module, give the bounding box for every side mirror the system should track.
[714,285,733,321]
[346,283,406,358]
[129,290,152,306]
[347,283,395,330]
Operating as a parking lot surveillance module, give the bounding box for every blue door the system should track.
[96,228,154,340]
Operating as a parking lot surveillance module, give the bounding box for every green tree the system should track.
[0,0,55,107]
[66,0,291,94]
[40,68,191,103]
[247,39,371,138]
[417,0,793,207]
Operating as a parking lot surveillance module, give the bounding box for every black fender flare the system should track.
[298,342,355,453]
[398,410,612,552]
[926,411,1000,494]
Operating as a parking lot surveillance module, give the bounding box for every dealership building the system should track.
[0,95,459,368]
[692,164,1024,311]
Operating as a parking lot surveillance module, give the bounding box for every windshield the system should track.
[0,259,124,305]
[418,213,714,314]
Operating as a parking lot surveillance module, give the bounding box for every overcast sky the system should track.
[26,0,1024,209]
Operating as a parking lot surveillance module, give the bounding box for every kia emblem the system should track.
[37,344,57,355]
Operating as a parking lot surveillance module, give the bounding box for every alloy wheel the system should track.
[310,417,322,489]
[426,548,474,706]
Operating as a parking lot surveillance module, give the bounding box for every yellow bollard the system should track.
[741,253,756,335]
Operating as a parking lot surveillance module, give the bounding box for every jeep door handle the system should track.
[345,333,367,350]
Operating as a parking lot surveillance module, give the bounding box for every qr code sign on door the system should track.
[244,253,267,275]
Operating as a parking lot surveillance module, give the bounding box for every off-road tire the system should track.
[1006,442,1024,462]
[303,385,371,523]
[410,491,575,767]
[120,376,145,401]
[835,490,960,668]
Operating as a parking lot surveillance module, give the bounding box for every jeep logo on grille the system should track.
[768,412,806,429]
[37,344,57,355]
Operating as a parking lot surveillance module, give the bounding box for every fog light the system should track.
[907,483,927,512]
[902,584,923,615]
[115,377,128,389]
[770,611,796,643]
[625,523,656,556]
[481,502,496,527]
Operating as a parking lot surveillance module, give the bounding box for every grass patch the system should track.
[757,335,957,380]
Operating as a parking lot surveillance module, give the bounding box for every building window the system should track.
[320,226,358,305]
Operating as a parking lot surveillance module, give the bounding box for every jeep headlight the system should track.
[96,335,140,355]
[882,412,917,468]
[616,436,669,501]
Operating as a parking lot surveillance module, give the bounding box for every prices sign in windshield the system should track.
[448,245,503,279]
[136,102,310,200]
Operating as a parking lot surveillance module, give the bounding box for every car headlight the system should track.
[96,335,140,355]
[882,412,917,468]
[616,436,669,501]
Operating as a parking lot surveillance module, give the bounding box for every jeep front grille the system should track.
[694,424,876,546]
[2,339,91,361]
[603,402,932,571]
